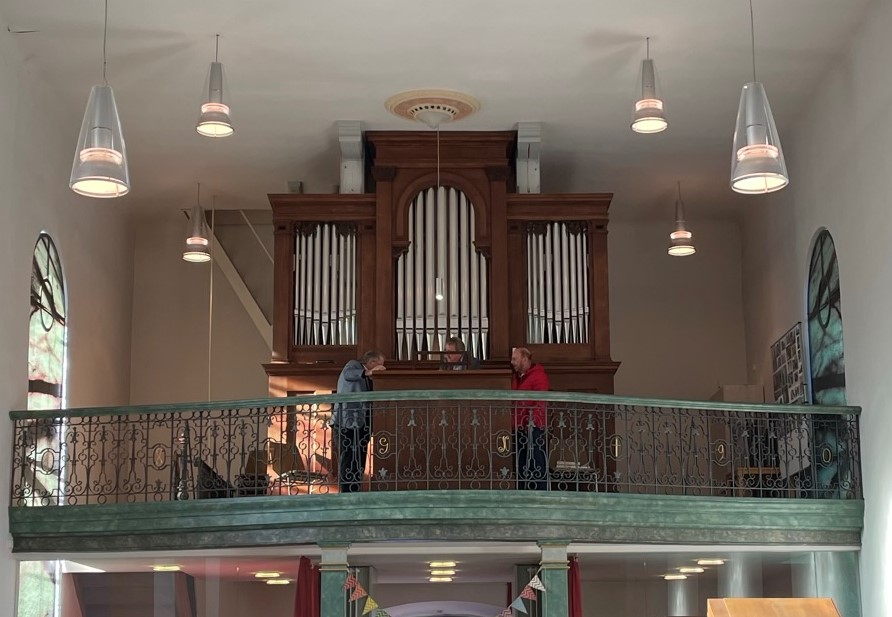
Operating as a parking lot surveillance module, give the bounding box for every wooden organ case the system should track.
[264,131,620,394]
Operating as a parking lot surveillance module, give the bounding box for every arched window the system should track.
[29,233,67,410]
[20,233,67,617]
[807,230,846,404]
[806,229,849,498]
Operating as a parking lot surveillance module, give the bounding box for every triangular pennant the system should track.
[376,611,391,617]
[497,608,512,617]
[528,575,546,592]
[362,598,379,615]
[350,585,368,601]
[343,574,359,590]
[520,586,538,601]
[510,598,528,614]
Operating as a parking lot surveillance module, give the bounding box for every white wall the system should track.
[609,220,748,400]
[0,21,134,617]
[739,0,892,614]
[195,578,294,617]
[129,211,270,404]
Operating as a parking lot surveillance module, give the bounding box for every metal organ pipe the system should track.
[395,187,488,361]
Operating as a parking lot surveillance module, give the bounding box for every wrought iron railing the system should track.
[9,391,861,506]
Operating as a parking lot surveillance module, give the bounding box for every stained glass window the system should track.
[19,234,66,617]
[29,233,66,410]
[806,229,848,498]
[807,230,846,405]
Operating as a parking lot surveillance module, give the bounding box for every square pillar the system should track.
[538,541,569,617]
[320,543,351,617]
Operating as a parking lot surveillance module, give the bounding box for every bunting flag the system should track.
[496,608,512,617]
[362,598,379,615]
[343,575,359,590]
[520,585,538,601]
[349,585,368,602]
[376,610,391,617]
[527,575,546,592]
[510,598,528,614]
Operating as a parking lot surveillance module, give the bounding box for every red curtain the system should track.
[294,557,321,617]
[568,556,582,617]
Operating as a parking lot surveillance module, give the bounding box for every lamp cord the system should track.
[215,33,220,63]
[749,0,757,82]
[208,198,215,402]
[676,181,684,223]
[646,36,650,60]
[102,0,108,83]
[436,127,440,191]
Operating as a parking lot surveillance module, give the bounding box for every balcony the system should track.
[8,390,863,553]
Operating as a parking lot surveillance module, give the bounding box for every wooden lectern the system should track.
[370,369,514,490]
[707,598,841,617]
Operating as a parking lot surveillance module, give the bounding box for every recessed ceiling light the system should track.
[254,571,282,579]
[679,567,705,574]
[152,565,181,572]
[430,569,455,576]
[429,577,452,583]
[266,579,291,585]
[663,574,687,581]
[697,559,726,566]
[429,561,457,568]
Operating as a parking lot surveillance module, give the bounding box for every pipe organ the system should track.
[265,131,619,395]
[395,186,489,361]
[293,222,357,347]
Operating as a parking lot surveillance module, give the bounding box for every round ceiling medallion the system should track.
[385,89,480,128]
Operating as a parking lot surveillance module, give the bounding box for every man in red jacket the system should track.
[510,347,550,490]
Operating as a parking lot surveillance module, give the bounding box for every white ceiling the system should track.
[1,0,869,221]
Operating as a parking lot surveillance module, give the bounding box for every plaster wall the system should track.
[610,220,748,400]
[0,15,134,617]
[739,0,892,613]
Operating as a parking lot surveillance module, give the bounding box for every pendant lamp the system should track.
[197,35,234,137]
[631,38,668,134]
[70,0,130,198]
[730,0,789,194]
[183,184,211,263]
[668,182,696,257]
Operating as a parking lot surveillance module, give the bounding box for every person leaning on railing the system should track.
[330,350,386,493]
[510,347,550,490]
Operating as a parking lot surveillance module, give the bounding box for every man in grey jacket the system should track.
[331,350,386,492]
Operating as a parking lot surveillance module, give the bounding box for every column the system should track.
[537,541,569,617]
[718,553,762,598]
[792,551,861,617]
[320,543,351,617]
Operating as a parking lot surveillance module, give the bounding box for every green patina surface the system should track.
[9,491,863,553]
[8,389,861,419]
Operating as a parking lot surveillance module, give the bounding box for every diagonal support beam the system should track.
[211,226,273,350]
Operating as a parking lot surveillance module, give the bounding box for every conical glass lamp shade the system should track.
[70,85,130,198]
[631,58,667,134]
[197,62,233,137]
[730,82,788,193]
[668,188,695,257]
[183,204,211,263]
[668,225,695,256]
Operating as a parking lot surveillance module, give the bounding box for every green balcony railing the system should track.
[9,391,861,507]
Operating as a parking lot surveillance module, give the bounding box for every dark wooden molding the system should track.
[372,166,397,181]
